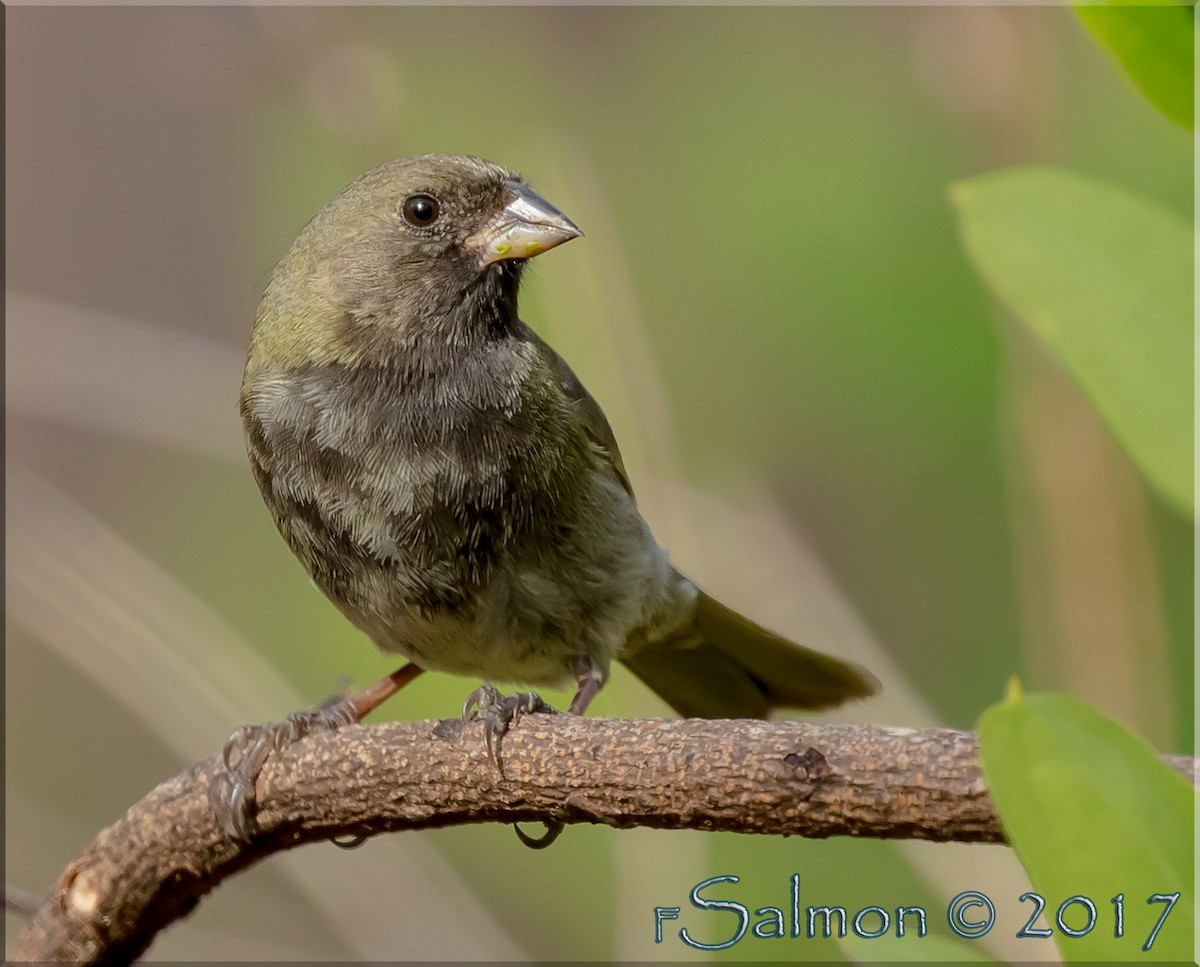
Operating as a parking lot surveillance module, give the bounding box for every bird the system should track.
[216,154,876,840]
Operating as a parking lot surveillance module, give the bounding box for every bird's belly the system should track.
[244,360,691,685]
[349,472,686,687]
[375,613,581,687]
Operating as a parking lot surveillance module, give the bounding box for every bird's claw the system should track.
[462,684,557,768]
[462,685,564,849]
[212,699,359,841]
[515,820,565,849]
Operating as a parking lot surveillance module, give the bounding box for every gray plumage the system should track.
[242,154,876,716]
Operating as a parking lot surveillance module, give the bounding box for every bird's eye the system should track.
[401,194,440,227]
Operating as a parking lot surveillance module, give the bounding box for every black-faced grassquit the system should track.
[218,154,875,838]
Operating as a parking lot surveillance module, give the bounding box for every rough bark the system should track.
[13,716,1197,963]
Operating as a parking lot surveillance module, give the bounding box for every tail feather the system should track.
[622,590,877,719]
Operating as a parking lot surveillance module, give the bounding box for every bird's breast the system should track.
[241,351,590,621]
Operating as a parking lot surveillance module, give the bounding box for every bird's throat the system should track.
[462,261,523,341]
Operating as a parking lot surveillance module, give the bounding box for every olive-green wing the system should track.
[520,323,634,497]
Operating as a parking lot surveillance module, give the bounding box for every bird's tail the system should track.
[622,588,877,719]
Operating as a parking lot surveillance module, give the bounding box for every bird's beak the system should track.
[466,181,583,267]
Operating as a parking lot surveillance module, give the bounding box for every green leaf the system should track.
[1075,2,1194,130]
[952,167,1192,515]
[979,688,1194,962]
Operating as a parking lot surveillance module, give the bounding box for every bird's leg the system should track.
[212,662,424,840]
[568,661,605,716]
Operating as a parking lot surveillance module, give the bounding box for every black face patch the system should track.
[330,261,524,362]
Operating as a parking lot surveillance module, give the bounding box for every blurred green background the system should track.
[6,6,1191,961]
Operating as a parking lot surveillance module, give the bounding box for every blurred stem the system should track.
[4,883,43,919]
[999,325,1171,746]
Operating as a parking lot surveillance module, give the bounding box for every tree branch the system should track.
[13,716,1197,963]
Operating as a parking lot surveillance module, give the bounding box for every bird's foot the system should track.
[462,684,558,768]
[212,697,358,841]
[462,684,563,850]
[210,663,423,842]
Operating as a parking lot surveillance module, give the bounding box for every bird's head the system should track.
[247,154,582,370]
